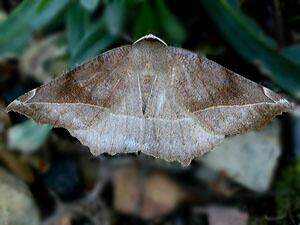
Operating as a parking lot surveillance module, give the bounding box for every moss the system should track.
[275,156,300,223]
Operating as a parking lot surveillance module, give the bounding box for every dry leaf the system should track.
[0,150,35,183]
[20,34,67,83]
[0,102,10,146]
[113,166,183,219]
[7,34,294,165]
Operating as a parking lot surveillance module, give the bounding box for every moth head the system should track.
[133,34,168,46]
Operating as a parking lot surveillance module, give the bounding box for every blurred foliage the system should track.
[0,0,299,134]
[0,1,300,224]
[201,0,300,97]
[275,156,300,224]
[0,0,299,97]
[0,0,187,66]
[0,0,188,142]
[0,0,299,157]
[8,119,52,153]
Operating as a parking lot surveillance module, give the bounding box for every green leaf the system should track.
[103,0,126,36]
[281,44,300,64]
[0,0,69,57]
[80,0,100,11]
[0,0,37,57]
[8,120,51,153]
[0,29,32,58]
[201,0,300,97]
[35,0,52,12]
[133,0,157,39]
[70,19,116,66]
[0,0,35,34]
[227,0,240,8]
[289,15,300,23]
[67,3,88,56]
[31,0,70,30]
[72,35,115,66]
[155,0,186,45]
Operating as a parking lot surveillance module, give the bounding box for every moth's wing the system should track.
[7,45,147,156]
[168,47,293,135]
[7,45,133,130]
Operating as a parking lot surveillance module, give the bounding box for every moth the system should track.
[7,34,293,165]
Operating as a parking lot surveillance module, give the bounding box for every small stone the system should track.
[203,206,248,225]
[199,120,281,192]
[0,168,40,225]
[113,166,183,220]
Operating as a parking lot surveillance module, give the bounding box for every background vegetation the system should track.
[0,0,300,224]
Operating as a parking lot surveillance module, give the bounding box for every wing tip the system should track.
[6,100,21,113]
[6,99,36,123]
[6,88,38,113]
[262,87,295,111]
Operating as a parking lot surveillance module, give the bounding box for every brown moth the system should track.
[7,34,294,165]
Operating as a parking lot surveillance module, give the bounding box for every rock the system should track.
[199,120,281,192]
[0,168,40,225]
[195,206,248,225]
[113,166,183,220]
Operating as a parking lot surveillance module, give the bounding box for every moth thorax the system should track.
[140,73,156,113]
[141,74,155,94]
[133,34,168,46]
